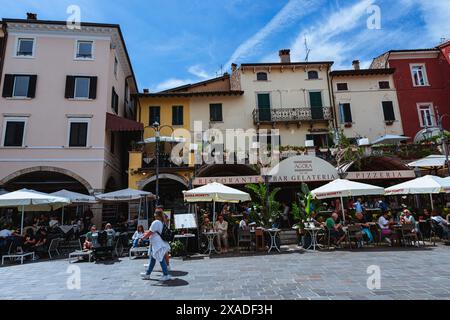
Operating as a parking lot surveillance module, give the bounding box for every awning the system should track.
[106,113,143,132]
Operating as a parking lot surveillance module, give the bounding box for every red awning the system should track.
[106,113,143,132]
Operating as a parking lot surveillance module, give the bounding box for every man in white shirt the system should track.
[432,211,449,239]
[215,215,229,253]
[0,228,13,238]
[378,212,393,246]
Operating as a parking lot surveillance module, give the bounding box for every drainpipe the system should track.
[326,65,338,144]
[0,23,9,89]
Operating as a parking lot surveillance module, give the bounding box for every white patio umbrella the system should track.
[407,155,447,169]
[0,189,70,234]
[384,175,450,210]
[183,182,251,222]
[372,134,409,145]
[95,188,155,201]
[50,190,97,224]
[139,136,186,144]
[310,179,385,223]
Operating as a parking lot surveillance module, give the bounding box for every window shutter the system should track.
[65,76,75,99]
[89,77,98,99]
[2,74,14,98]
[382,101,395,121]
[27,75,37,98]
[341,103,352,123]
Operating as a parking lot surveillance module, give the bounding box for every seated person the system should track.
[431,211,449,239]
[132,225,149,248]
[0,225,20,250]
[401,209,418,232]
[239,214,250,230]
[352,212,374,243]
[33,228,48,258]
[201,217,213,234]
[23,228,37,251]
[325,212,346,246]
[49,215,59,228]
[83,225,98,250]
[214,215,229,253]
[378,211,394,246]
[104,223,116,247]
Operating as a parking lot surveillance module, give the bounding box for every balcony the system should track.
[253,107,333,125]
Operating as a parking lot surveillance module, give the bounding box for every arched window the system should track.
[256,72,268,81]
[308,70,319,80]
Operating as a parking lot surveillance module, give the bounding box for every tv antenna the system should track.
[304,36,311,62]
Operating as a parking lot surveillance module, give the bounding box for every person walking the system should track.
[140,211,171,281]
[155,205,171,271]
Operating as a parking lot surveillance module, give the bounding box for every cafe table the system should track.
[203,231,219,255]
[304,226,324,251]
[266,228,282,253]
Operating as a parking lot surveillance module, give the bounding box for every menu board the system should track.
[174,213,197,229]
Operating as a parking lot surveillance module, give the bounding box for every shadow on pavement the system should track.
[152,278,189,287]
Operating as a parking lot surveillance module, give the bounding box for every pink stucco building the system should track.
[0,14,142,198]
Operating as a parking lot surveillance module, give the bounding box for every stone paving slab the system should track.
[0,246,450,300]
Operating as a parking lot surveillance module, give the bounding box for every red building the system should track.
[371,41,450,141]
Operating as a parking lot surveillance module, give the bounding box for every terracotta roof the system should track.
[330,68,396,77]
[136,91,244,98]
[160,74,230,93]
[240,61,334,67]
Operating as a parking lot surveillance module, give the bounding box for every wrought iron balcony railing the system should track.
[253,107,333,124]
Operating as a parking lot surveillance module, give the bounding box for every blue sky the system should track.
[2,0,449,92]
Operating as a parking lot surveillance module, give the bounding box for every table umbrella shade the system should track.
[384,175,450,210]
[0,189,71,234]
[95,188,155,201]
[372,134,409,145]
[51,190,97,224]
[138,136,186,144]
[407,155,447,169]
[310,179,385,224]
[183,182,251,222]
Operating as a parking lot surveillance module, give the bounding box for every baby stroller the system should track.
[92,231,114,261]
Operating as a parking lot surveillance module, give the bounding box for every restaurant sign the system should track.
[192,175,263,186]
[345,170,416,180]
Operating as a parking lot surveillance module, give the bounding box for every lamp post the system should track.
[144,122,174,205]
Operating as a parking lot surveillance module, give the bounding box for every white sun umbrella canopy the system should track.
[385,175,450,210]
[407,155,447,169]
[310,179,385,223]
[372,134,409,145]
[0,189,71,234]
[95,188,155,201]
[183,182,251,222]
[139,136,186,144]
[51,190,97,224]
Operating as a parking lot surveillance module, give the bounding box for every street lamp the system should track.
[437,113,450,177]
[144,121,174,205]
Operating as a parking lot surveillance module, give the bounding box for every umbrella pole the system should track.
[340,196,345,225]
[20,206,25,236]
[213,201,216,223]
[430,194,434,211]
[62,206,65,225]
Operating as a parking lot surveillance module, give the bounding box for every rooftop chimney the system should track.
[279,49,291,63]
[352,60,361,70]
[26,12,38,20]
[231,63,238,72]
[143,89,149,94]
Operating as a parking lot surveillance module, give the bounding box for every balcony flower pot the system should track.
[344,123,352,128]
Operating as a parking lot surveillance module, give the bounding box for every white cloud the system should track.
[225,0,322,67]
[417,1,450,44]
[154,78,193,92]
[188,65,210,79]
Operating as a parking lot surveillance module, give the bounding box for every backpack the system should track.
[158,224,175,242]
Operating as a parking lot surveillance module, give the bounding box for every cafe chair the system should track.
[237,228,252,251]
[400,224,420,247]
[346,225,364,249]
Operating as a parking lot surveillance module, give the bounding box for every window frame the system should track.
[336,83,349,91]
[209,103,223,122]
[114,57,118,78]
[417,103,435,128]
[149,106,161,126]
[410,63,429,87]
[256,72,268,81]
[307,70,319,80]
[378,81,391,89]
[339,103,353,124]
[14,37,36,58]
[67,118,90,148]
[382,101,396,122]
[74,40,95,60]
[12,75,31,98]
[2,117,28,148]
[74,77,91,100]
[172,105,184,126]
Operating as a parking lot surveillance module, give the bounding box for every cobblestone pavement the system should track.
[1,245,450,300]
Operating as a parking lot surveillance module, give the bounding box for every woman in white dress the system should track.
[140,211,171,281]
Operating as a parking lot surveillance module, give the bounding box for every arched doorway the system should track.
[2,168,91,194]
[141,174,189,214]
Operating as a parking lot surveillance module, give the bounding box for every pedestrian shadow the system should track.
[154,270,189,277]
[151,278,189,287]
[94,257,122,265]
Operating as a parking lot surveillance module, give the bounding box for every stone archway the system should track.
[137,173,189,190]
[0,166,93,194]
